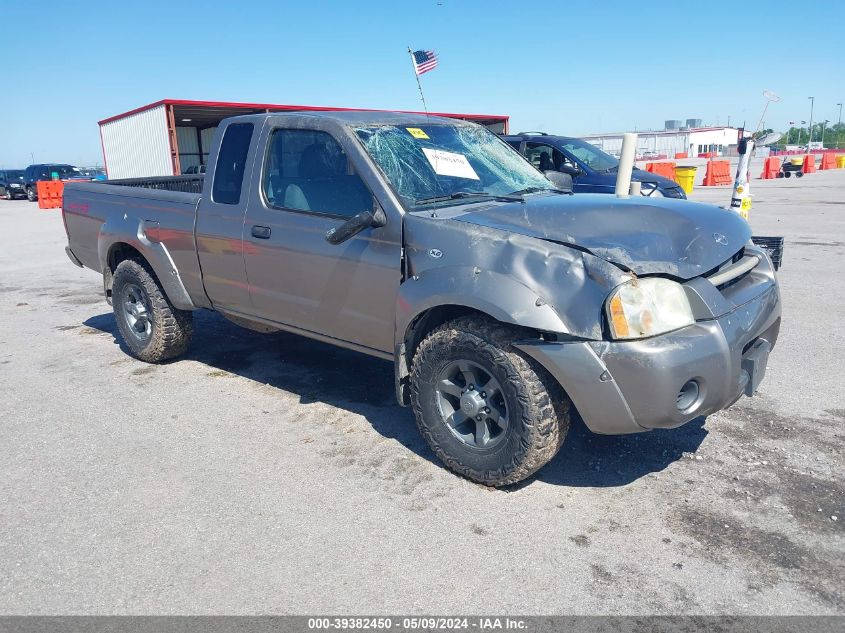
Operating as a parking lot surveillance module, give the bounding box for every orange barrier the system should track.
[36,180,65,209]
[645,161,676,182]
[701,159,732,186]
[819,153,837,170]
[760,156,781,179]
[802,154,816,174]
[674,152,688,159]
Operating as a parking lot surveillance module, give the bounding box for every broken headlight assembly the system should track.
[606,278,694,339]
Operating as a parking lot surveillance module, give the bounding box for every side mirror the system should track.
[544,170,573,192]
[325,206,386,245]
[558,163,581,177]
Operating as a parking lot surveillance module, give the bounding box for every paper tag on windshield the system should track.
[406,127,429,139]
[422,148,479,180]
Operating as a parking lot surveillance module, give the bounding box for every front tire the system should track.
[26,186,36,201]
[410,315,570,486]
[112,259,193,362]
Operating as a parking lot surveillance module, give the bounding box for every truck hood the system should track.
[452,194,751,278]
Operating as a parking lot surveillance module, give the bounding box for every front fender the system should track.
[395,266,570,348]
[97,214,196,311]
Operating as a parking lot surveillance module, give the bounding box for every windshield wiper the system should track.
[508,186,571,195]
[416,191,523,205]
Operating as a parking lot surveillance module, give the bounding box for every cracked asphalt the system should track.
[0,170,842,614]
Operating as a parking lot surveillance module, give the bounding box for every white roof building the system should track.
[581,126,740,159]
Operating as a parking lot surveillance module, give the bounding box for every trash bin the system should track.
[674,166,697,194]
[837,156,845,169]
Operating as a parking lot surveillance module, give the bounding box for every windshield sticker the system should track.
[406,127,430,140]
[422,148,480,180]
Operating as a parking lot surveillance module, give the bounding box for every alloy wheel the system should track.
[434,360,509,449]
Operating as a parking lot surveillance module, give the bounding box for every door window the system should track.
[211,122,254,205]
[263,129,372,218]
[525,142,569,172]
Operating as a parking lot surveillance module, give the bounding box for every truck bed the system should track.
[62,178,205,309]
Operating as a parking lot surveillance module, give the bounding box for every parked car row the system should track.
[0,164,105,202]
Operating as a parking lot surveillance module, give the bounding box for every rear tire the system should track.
[410,315,570,486]
[112,259,193,362]
[796,171,804,178]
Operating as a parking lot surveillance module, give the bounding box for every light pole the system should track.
[807,96,814,150]
[837,103,843,148]
[821,120,830,148]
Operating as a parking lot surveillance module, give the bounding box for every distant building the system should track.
[581,124,740,159]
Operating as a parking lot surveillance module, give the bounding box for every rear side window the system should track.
[212,123,253,205]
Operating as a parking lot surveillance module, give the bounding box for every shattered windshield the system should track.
[354,124,554,210]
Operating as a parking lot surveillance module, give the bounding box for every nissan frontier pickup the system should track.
[62,111,781,486]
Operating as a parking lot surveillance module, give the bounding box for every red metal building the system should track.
[98,99,510,179]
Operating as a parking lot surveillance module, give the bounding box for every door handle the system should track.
[251,225,271,239]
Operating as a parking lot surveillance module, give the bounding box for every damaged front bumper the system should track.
[517,283,781,435]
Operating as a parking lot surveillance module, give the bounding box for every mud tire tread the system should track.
[409,315,570,487]
[112,258,192,363]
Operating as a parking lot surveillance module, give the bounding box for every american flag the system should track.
[412,50,438,76]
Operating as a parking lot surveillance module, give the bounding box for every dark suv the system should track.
[502,132,686,199]
[0,169,26,200]
[23,164,85,201]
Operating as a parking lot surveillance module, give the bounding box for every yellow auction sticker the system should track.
[406,127,429,139]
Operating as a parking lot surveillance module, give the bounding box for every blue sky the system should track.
[2,0,843,167]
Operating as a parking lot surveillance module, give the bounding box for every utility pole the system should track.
[821,120,830,148]
[837,103,843,148]
[807,96,815,150]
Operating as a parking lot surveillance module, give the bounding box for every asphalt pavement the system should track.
[0,171,842,615]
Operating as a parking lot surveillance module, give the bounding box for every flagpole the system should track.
[408,47,430,117]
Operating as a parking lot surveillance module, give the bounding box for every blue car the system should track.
[502,132,686,199]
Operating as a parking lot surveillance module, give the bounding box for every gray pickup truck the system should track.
[63,111,781,486]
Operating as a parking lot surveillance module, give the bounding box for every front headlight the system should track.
[606,277,694,339]
[640,183,664,197]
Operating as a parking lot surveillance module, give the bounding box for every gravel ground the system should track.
[0,171,842,615]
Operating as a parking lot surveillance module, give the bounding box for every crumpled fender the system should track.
[97,213,196,310]
[395,265,571,346]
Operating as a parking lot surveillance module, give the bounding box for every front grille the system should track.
[703,247,744,278]
[706,251,760,290]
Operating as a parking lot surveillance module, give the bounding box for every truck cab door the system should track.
[241,125,401,355]
[195,121,260,311]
